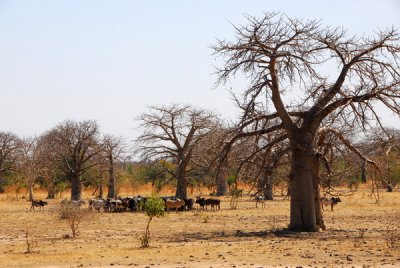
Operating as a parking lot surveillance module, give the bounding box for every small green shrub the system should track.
[140,195,165,248]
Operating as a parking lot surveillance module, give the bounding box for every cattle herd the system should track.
[85,196,222,213]
[29,195,342,212]
[28,196,223,213]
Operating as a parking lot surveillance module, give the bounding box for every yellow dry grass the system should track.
[0,187,399,268]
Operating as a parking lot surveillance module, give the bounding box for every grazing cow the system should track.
[320,197,341,211]
[61,199,85,208]
[165,199,185,212]
[88,198,105,212]
[183,198,194,211]
[121,197,131,211]
[134,196,147,211]
[255,195,266,208]
[195,197,206,209]
[30,200,48,211]
[71,200,86,208]
[128,198,137,212]
[205,198,220,211]
[107,199,125,212]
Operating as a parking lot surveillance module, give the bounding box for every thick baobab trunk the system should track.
[289,149,320,232]
[107,155,117,199]
[99,180,104,198]
[47,180,56,199]
[175,164,187,199]
[0,177,5,193]
[259,169,274,200]
[216,174,228,196]
[310,153,324,230]
[264,176,274,200]
[361,161,367,183]
[28,182,34,202]
[216,158,228,196]
[70,173,82,201]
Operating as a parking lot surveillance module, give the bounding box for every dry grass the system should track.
[0,187,399,267]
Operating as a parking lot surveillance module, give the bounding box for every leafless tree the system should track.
[190,126,231,195]
[135,104,217,198]
[45,120,105,201]
[103,135,125,199]
[214,12,400,231]
[362,127,400,190]
[18,137,42,201]
[0,132,22,192]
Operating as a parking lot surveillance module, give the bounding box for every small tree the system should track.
[60,204,88,238]
[141,196,165,248]
[229,188,243,209]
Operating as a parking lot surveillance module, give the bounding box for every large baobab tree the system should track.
[46,120,104,201]
[214,12,400,231]
[135,104,217,199]
[0,132,21,192]
[103,135,125,199]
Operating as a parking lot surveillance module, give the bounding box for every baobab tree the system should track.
[214,12,400,231]
[135,104,217,199]
[103,135,125,199]
[46,120,104,201]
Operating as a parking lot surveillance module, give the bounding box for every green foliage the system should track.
[144,196,165,218]
[227,175,235,187]
[230,188,243,197]
[229,188,243,209]
[140,195,165,248]
[134,161,175,192]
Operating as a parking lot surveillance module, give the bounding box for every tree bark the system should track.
[259,169,274,200]
[216,160,228,196]
[107,154,116,199]
[70,172,82,201]
[47,185,55,199]
[311,153,324,230]
[0,177,5,193]
[264,176,274,200]
[361,160,367,183]
[99,179,104,198]
[289,149,319,232]
[175,164,187,199]
[216,173,228,196]
[28,182,34,202]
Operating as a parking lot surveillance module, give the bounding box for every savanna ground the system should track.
[0,184,399,268]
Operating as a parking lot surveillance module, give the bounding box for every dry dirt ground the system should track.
[0,187,399,268]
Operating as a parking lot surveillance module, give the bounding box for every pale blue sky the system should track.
[0,0,399,139]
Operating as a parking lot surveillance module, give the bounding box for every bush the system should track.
[59,203,89,238]
[140,195,165,248]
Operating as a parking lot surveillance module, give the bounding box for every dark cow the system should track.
[183,198,194,210]
[205,198,220,211]
[30,200,48,211]
[128,198,137,212]
[195,197,206,209]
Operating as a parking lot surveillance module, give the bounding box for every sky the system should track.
[0,0,399,140]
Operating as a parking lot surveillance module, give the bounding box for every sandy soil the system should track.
[0,188,399,268]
